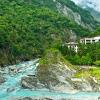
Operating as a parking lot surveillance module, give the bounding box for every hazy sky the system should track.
[71,0,100,11]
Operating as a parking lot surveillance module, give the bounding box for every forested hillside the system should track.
[0,1,100,99]
[0,0,99,66]
[23,0,97,28]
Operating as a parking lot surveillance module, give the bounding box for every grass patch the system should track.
[74,67,100,80]
[39,48,79,70]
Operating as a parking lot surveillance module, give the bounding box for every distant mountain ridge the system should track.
[85,7,100,22]
[72,0,100,22]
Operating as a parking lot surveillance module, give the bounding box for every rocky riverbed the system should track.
[0,59,100,100]
[21,62,100,92]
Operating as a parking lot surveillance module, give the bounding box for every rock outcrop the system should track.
[0,75,5,85]
[21,50,100,93]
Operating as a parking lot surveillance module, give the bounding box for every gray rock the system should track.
[18,97,33,100]
[0,76,5,85]
[7,87,15,92]
[72,80,92,91]
[21,76,44,89]
[21,63,77,93]
[21,61,100,92]
[9,66,18,73]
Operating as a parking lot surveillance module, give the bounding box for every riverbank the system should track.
[0,58,100,100]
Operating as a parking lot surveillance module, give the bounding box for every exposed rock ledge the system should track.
[21,62,100,93]
[21,50,100,93]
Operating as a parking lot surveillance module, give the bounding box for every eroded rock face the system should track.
[21,62,100,93]
[55,1,94,30]
[21,76,44,89]
[21,62,78,93]
[88,77,100,92]
[20,51,100,93]
[72,79,92,91]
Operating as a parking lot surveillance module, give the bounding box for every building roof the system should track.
[66,42,78,45]
[80,36,100,40]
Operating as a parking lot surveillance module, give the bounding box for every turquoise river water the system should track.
[0,60,100,100]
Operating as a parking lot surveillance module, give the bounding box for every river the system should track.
[0,59,100,100]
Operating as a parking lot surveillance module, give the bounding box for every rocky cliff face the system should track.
[53,0,95,30]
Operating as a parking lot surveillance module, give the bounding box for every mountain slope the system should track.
[82,7,100,22]
[0,0,98,66]
[86,8,100,22]
[0,0,91,66]
[23,0,97,30]
[72,0,100,22]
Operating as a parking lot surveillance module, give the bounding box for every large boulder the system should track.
[21,76,44,89]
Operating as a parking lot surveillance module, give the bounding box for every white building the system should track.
[80,36,100,44]
[66,42,78,53]
[66,36,100,53]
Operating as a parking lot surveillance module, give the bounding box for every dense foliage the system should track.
[91,27,100,36]
[23,0,97,28]
[59,43,100,65]
[0,0,99,66]
[0,0,91,66]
